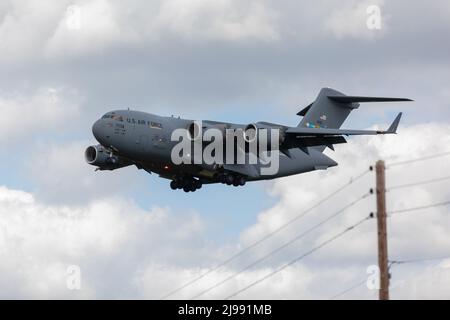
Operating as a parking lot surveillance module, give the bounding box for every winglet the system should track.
[386,112,402,134]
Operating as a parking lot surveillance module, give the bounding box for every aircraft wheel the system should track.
[233,181,239,187]
[225,175,234,185]
[238,176,246,186]
[194,180,202,189]
[170,180,177,190]
[183,180,191,188]
[183,186,190,192]
[189,183,197,192]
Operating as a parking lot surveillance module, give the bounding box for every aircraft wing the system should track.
[280,113,402,154]
[286,112,402,137]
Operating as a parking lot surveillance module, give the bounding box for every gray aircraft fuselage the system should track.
[85,88,410,192]
[90,110,336,180]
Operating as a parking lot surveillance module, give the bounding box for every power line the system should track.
[330,255,450,299]
[224,215,372,300]
[386,151,450,168]
[160,168,371,299]
[331,255,450,299]
[387,255,450,296]
[332,155,449,300]
[387,175,450,191]
[329,256,450,299]
[388,200,450,216]
[329,279,367,300]
[390,255,450,265]
[191,191,372,299]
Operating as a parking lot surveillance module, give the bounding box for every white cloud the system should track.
[151,0,279,42]
[1,0,279,60]
[390,260,450,300]
[0,1,65,62]
[0,185,205,298]
[45,0,139,57]
[138,264,317,300]
[325,0,387,39]
[1,0,450,299]
[26,141,147,204]
[232,122,450,299]
[0,87,80,144]
[1,122,450,299]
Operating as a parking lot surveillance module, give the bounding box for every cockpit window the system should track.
[102,113,123,121]
[112,114,123,121]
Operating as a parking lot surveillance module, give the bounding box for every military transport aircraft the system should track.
[85,88,411,192]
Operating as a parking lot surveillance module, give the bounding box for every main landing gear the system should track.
[169,173,246,192]
[170,177,203,192]
[217,173,246,187]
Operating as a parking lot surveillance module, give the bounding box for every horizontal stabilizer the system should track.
[328,96,413,104]
[297,103,313,116]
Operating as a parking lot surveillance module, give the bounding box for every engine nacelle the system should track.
[187,121,227,141]
[187,122,202,141]
[85,145,126,170]
[243,122,286,149]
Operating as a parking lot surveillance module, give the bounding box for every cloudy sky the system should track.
[1,0,450,299]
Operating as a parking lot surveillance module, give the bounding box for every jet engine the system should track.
[187,121,228,141]
[85,145,128,170]
[243,122,286,150]
[187,122,202,141]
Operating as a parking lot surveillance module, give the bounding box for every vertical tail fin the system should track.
[296,88,411,152]
[297,87,412,129]
[297,88,357,129]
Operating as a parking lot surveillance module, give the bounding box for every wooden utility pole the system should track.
[375,160,389,300]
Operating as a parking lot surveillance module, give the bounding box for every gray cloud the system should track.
[1,0,450,299]
[1,123,450,299]
[1,0,450,123]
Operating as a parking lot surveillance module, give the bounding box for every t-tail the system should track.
[282,87,412,154]
[297,87,411,130]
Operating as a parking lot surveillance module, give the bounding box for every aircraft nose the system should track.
[92,119,103,143]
